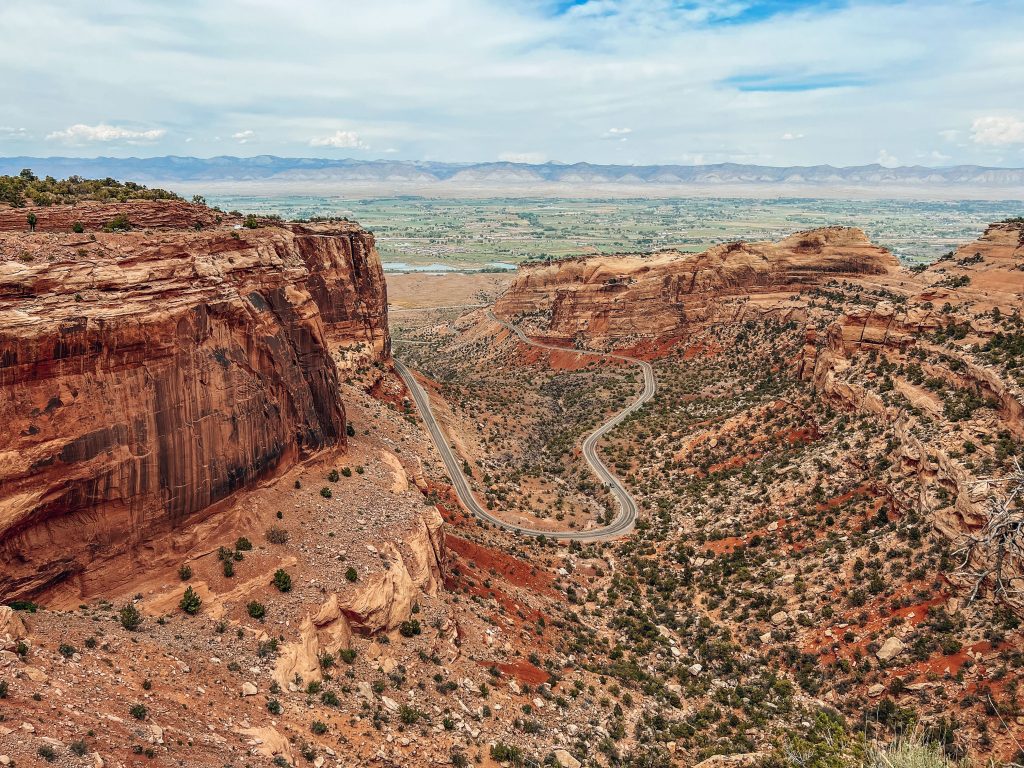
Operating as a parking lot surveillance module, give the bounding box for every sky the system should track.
[1,0,1023,167]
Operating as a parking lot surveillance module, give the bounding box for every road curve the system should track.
[394,311,656,541]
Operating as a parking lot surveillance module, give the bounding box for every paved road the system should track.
[395,311,656,541]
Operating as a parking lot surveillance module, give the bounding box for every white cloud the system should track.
[877,149,900,167]
[232,130,255,143]
[498,152,547,164]
[46,123,165,143]
[971,116,1024,146]
[310,130,367,149]
[781,132,805,141]
[2,1,1023,165]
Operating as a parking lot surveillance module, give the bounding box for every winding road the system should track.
[394,311,656,541]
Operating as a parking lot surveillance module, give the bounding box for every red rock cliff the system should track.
[0,202,389,598]
[495,227,897,348]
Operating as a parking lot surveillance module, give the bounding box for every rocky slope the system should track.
[495,227,897,350]
[0,201,390,598]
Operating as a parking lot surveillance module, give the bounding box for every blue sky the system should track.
[0,0,1022,166]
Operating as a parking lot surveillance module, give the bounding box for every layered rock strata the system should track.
[0,203,390,597]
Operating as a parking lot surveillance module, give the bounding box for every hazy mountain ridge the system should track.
[2,156,1023,187]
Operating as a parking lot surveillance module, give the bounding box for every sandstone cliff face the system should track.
[495,227,897,348]
[0,204,390,598]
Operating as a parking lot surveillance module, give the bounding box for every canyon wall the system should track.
[0,202,390,598]
[495,227,897,348]
[801,221,1024,612]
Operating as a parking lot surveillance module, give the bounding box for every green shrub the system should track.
[267,698,282,714]
[235,536,253,551]
[180,586,202,615]
[320,487,333,499]
[399,619,421,638]
[72,221,84,233]
[311,720,328,735]
[247,601,267,620]
[345,567,358,582]
[273,568,292,592]
[103,214,132,232]
[119,603,142,631]
[178,564,192,581]
[38,745,58,762]
[491,742,523,766]
[327,469,340,482]
[129,702,148,720]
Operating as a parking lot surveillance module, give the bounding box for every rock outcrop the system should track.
[0,202,390,598]
[495,227,897,349]
[273,508,445,688]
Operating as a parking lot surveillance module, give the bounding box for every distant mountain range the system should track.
[2,156,1023,197]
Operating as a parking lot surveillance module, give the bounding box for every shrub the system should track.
[267,698,282,714]
[491,742,523,766]
[341,467,352,478]
[178,564,193,581]
[247,601,267,620]
[339,648,357,664]
[59,643,76,658]
[866,733,959,768]
[0,680,8,698]
[119,603,143,631]
[38,745,58,762]
[180,586,202,615]
[129,702,148,720]
[399,704,424,725]
[399,619,422,638]
[345,567,358,582]
[72,221,84,233]
[320,487,333,499]
[327,469,340,483]
[265,526,289,544]
[311,720,328,735]
[244,214,259,229]
[103,214,132,232]
[273,569,292,592]
[71,739,88,756]
[235,536,253,551]
[321,690,340,707]
[222,559,234,578]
